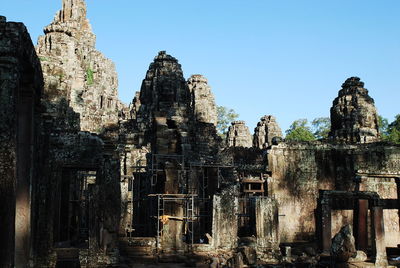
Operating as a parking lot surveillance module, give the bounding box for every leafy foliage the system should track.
[378,114,400,144]
[284,114,400,144]
[38,56,49,61]
[217,106,239,138]
[86,67,94,85]
[387,128,400,143]
[285,119,316,141]
[378,115,389,139]
[386,115,400,144]
[312,117,331,139]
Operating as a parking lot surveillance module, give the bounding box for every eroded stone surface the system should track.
[0,18,43,267]
[348,250,368,263]
[133,51,191,154]
[116,51,223,252]
[36,0,119,132]
[268,141,400,245]
[0,13,121,267]
[212,185,239,250]
[253,115,282,149]
[226,120,253,148]
[330,77,380,143]
[3,1,400,266]
[188,74,217,126]
[331,225,356,263]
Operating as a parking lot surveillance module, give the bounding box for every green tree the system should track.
[285,119,316,141]
[387,128,400,143]
[217,106,239,138]
[386,114,400,144]
[312,117,331,139]
[378,115,389,140]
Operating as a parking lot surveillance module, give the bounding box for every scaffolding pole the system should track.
[150,194,198,251]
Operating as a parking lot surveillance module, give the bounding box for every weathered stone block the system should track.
[330,77,380,143]
[254,115,283,149]
[227,121,252,148]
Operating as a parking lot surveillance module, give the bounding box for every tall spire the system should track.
[36,0,119,133]
[60,0,88,24]
[44,0,92,36]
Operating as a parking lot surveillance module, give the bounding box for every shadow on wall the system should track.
[0,16,43,267]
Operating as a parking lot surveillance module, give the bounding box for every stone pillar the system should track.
[0,15,43,267]
[161,199,184,253]
[0,64,17,267]
[371,206,388,266]
[321,199,332,254]
[212,187,238,250]
[266,176,274,197]
[15,89,34,266]
[255,198,279,251]
[353,199,368,251]
[395,178,400,228]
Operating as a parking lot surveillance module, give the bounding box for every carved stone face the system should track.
[330,77,379,143]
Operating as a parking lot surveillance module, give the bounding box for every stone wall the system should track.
[34,105,121,266]
[268,141,400,246]
[255,198,280,262]
[0,16,43,267]
[4,0,399,263]
[212,185,239,250]
[0,9,121,267]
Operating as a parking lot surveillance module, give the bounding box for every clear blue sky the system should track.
[2,1,400,133]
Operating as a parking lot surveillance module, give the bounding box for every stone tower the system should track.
[226,121,253,148]
[330,77,380,143]
[188,74,218,126]
[36,0,119,132]
[136,51,191,154]
[253,115,283,149]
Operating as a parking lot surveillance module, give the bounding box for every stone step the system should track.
[54,248,80,268]
[120,245,154,257]
[55,248,80,259]
[55,260,80,268]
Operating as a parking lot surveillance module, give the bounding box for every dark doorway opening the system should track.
[238,197,257,237]
[54,169,96,248]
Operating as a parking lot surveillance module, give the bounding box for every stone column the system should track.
[212,187,238,250]
[0,61,18,267]
[395,178,400,228]
[255,198,279,252]
[353,199,368,251]
[15,89,34,267]
[371,206,388,266]
[266,176,274,197]
[320,198,332,254]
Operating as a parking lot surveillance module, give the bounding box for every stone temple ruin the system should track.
[1,1,400,267]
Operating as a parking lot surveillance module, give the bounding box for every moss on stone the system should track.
[86,67,94,85]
